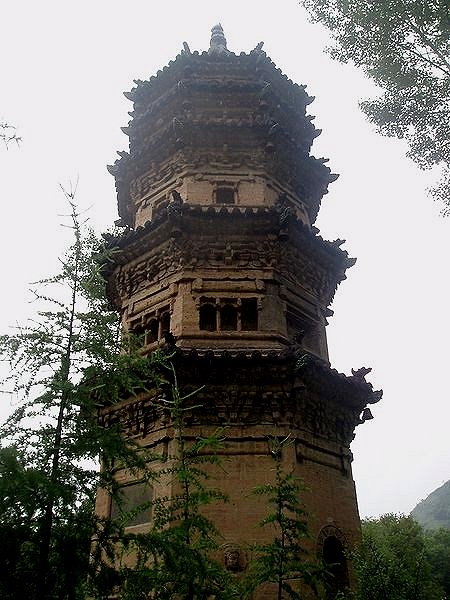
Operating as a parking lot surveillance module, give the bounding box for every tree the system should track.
[424,528,450,599]
[0,121,21,147]
[0,195,238,599]
[344,514,445,600]
[111,363,240,600]
[300,0,450,213]
[0,196,167,599]
[244,436,323,599]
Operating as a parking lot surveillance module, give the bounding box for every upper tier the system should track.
[108,26,338,229]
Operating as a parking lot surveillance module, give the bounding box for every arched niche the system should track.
[317,525,350,599]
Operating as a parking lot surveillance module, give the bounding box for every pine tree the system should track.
[113,363,240,600]
[245,436,323,600]
[0,196,167,599]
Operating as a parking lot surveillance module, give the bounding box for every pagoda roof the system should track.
[108,25,337,226]
[172,346,383,413]
[124,27,314,111]
[102,202,356,310]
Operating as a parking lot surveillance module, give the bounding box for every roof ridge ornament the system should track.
[209,23,230,55]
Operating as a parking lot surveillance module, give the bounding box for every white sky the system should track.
[1,0,449,519]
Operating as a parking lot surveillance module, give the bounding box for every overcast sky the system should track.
[1,0,449,519]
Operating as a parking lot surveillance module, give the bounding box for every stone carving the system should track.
[111,230,340,308]
[276,192,295,230]
[99,396,170,439]
[172,117,185,144]
[101,356,363,445]
[222,544,245,572]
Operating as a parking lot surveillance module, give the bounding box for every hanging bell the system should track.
[361,407,374,422]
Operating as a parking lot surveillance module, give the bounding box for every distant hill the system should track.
[411,480,450,530]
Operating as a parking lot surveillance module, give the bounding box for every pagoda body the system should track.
[96,26,381,597]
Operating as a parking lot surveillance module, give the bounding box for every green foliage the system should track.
[0,197,236,599]
[301,0,450,212]
[412,479,450,531]
[0,198,168,599]
[110,364,239,600]
[425,528,450,598]
[245,436,322,599]
[344,514,447,600]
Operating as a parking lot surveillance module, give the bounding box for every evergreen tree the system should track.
[0,197,167,599]
[245,436,323,599]
[113,363,240,600]
[0,121,20,147]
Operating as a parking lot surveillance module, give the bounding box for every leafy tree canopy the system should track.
[344,514,448,600]
[301,0,450,213]
[425,527,450,598]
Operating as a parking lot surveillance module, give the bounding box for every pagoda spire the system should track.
[209,23,229,55]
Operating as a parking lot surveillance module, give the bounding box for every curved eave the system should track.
[109,128,338,227]
[103,204,355,310]
[109,47,325,226]
[294,352,383,410]
[125,49,313,113]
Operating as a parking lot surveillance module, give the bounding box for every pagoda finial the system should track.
[209,23,229,55]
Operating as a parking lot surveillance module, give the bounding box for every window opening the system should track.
[241,298,258,330]
[132,306,171,346]
[215,187,235,204]
[132,323,146,346]
[286,306,310,343]
[160,312,171,337]
[199,303,217,331]
[145,319,159,344]
[220,303,238,331]
[199,297,259,332]
[323,536,349,598]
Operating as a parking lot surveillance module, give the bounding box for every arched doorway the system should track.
[323,536,349,598]
[317,526,350,599]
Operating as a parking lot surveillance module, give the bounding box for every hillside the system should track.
[412,480,450,530]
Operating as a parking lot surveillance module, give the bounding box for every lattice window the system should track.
[199,302,217,331]
[215,187,235,205]
[199,297,258,332]
[130,306,171,346]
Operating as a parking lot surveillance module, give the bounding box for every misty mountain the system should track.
[411,479,450,530]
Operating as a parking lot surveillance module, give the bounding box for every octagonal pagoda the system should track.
[97,25,382,598]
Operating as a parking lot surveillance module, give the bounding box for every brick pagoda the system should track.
[97,25,382,596]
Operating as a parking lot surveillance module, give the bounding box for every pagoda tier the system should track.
[108,41,338,229]
[99,351,382,449]
[95,349,381,594]
[104,203,355,360]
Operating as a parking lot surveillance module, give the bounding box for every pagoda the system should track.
[97,25,382,596]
